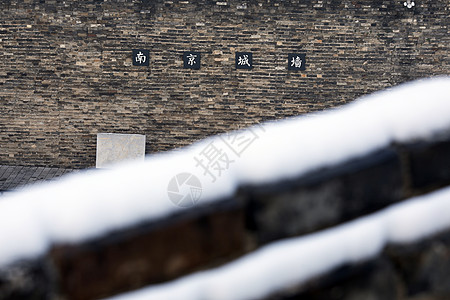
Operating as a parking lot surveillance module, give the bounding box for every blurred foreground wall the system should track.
[1,116,450,300]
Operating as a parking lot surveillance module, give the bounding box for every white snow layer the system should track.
[0,77,449,268]
[106,185,450,300]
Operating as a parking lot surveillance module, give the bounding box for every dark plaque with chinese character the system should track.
[235,52,253,69]
[183,52,201,70]
[288,53,306,71]
[132,49,149,66]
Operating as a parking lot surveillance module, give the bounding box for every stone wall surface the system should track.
[0,0,449,168]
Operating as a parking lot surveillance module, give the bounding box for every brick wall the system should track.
[0,0,449,168]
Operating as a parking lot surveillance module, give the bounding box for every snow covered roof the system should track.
[0,76,449,269]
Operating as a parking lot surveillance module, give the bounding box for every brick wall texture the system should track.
[0,0,449,168]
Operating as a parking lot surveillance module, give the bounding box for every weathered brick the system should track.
[0,0,448,168]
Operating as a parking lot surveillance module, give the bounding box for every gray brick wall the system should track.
[1,0,449,168]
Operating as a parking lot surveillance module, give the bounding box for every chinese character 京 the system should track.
[187,54,197,65]
[132,49,149,66]
[183,51,201,69]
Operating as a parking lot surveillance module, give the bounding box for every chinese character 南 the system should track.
[183,51,201,69]
[136,52,146,64]
[288,53,306,71]
[236,52,253,69]
[194,142,235,182]
[132,49,149,66]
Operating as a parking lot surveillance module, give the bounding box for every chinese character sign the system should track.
[131,50,310,71]
[288,53,306,71]
[236,52,253,69]
[183,51,201,70]
[132,49,149,66]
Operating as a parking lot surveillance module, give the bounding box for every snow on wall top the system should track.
[105,185,450,300]
[0,76,449,268]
